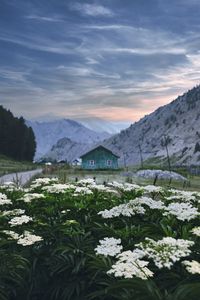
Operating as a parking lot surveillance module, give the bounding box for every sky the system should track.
[1,0,200,125]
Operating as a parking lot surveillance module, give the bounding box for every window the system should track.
[89,160,95,166]
[107,160,112,166]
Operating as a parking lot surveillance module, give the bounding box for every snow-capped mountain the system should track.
[103,85,200,166]
[26,119,110,160]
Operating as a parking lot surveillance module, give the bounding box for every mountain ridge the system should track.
[102,85,200,166]
[26,118,111,160]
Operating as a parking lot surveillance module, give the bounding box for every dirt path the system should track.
[0,169,43,186]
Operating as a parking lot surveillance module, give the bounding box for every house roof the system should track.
[80,145,120,159]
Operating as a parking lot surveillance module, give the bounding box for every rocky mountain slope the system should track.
[43,137,90,163]
[103,85,200,166]
[26,119,110,160]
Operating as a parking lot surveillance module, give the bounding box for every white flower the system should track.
[8,215,33,227]
[138,196,165,210]
[107,182,142,193]
[123,183,142,192]
[42,183,75,193]
[182,260,200,274]
[164,202,199,221]
[77,178,96,186]
[17,231,43,246]
[168,189,198,203]
[191,226,200,237]
[3,229,43,246]
[0,193,12,205]
[74,186,93,196]
[98,198,146,218]
[92,185,118,194]
[143,185,163,194]
[107,250,153,280]
[19,193,45,202]
[3,230,20,240]
[30,177,58,189]
[136,237,194,269]
[2,209,25,216]
[95,237,123,257]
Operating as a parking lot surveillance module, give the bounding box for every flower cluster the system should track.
[17,231,43,246]
[2,209,25,216]
[30,177,58,189]
[122,183,142,192]
[182,260,200,274]
[107,181,124,189]
[19,193,45,202]
[98,197,146,218]
[92,184,118,194]
[107,181,142,193]
[3,230,20,240]
[0,193,12,205]
[164,202,199,221]
[191,226,200,237]
[95,237,123,257]
[168,189,198,203]
[107,250,153,280]
[8,215,33,226]
[42,183,75,194]
[0,182,23,192]
[3,230,43,246]
[143,185,163,194]
[77,178,96,186]
[138,196,165,210]
[136,237,194,269]
[74,186,93,196]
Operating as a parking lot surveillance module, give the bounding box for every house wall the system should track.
[82,147,118,169]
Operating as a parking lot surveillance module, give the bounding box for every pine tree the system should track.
[0,105,36,161]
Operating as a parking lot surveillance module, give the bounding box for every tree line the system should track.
[0,105,36,161]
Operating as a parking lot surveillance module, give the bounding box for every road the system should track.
[0,169,43,186]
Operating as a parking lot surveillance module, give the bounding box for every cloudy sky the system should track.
[1,0,200,124]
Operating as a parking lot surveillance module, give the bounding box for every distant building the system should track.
[72,158,82,166]
[80,145,119,170]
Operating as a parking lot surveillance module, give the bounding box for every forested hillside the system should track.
[0,106,36,161]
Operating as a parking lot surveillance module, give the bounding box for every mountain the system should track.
[103,85,200,166]
[43,137,90,163]
[27,119,110,160]
[76,117,131,134]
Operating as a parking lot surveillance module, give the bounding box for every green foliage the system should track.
[0,179,200,300]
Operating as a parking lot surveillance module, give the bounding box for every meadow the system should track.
[0,155,38,177]
[0,176,200,300]
[46,164,200,192]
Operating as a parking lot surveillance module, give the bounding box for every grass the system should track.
[0,155,39,177]
[43,164,200,192]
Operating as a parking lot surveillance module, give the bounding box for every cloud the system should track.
[57,65,120,79]
[25,15,63,22]
[1,0,200,123]
[0,34,78,55]
[69,2,114,17]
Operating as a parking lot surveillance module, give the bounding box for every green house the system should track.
[80,145,119,170]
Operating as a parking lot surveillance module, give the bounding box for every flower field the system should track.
[0,178,200,300]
